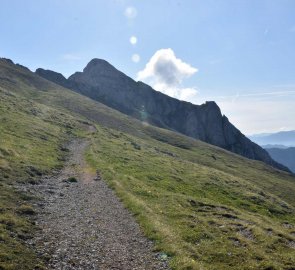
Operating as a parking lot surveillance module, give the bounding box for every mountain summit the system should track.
[36,59,290,172]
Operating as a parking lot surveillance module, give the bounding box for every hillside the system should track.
[35,59,289,172]
[1,58,295,270]
[266,147,295,173]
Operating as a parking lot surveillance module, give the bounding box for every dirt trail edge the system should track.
[27,139,169,270]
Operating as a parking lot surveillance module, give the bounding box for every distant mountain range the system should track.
[249,130,295,147]
[265,147,295,173]
[262,144,289,149]
[249,131,295,173]
[35,59,289,172]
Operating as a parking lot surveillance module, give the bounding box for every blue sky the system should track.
[1,0,295,134]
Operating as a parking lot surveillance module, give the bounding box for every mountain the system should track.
[250,130,295,147]
[263,144,289,149]
[1,57,295,270]
[266,147,295,173]
[36,58,289,172]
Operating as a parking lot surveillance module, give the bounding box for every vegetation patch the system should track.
[67,176,78,183]
[17,205,36,215]
[0,87,83,269]
[86,126,295,270]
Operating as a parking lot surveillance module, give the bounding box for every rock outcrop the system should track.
[35,68,69,89]
[36,59,290,172]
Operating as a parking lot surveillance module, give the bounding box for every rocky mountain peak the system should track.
[203,101,222,114]
[204,101,219,108]
[0,58,30,72]
[0,58,14,65]
[35,58,291,172]
[84,58,113,72]
[69,58,134,90]
[80,58,126,79]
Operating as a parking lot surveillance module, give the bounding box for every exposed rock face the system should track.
[35,58,290,172]
[36,68,69,89]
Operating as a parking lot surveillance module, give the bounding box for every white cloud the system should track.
[62,54,81,61]
[180,87,199,100]
[153,83,198,101]
[124,6,137,19]
[137,48,198,101]
[129,36,137,45]
[132,54,140,63]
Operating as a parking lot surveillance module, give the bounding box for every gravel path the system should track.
[27,139,169,270]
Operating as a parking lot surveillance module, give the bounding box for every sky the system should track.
[1,0,295,135]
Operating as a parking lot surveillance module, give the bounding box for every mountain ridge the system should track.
[36,58,290,172]
[250,130,295,147]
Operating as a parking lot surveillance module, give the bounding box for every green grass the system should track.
[0,58,295,269]
[67,176,78,183]
[85,126,295,270]
[0,86,84,269]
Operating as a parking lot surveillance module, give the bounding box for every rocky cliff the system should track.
[36,59,290,172]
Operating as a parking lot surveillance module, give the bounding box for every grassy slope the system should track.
[0,84,85,268]
[0,60,295,269]
[86,127,295,270]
